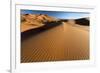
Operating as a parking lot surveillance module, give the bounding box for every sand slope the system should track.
[21,22,89,63]
[21,14,58,32]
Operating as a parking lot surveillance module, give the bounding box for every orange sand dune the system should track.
[21,14,58,32]
[21,22,89,63]
[21,22,44,32]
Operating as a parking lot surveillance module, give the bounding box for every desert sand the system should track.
[21,14,89,63]
[21,22,89,62]
[21,14,58,32]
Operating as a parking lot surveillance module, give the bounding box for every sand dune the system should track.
[21,22,89,63]
[21,14,58,32]
[21,14,89,63]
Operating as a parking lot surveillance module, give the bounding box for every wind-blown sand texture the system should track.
[21,14,89,63]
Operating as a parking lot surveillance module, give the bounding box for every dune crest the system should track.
[21,14,58,32]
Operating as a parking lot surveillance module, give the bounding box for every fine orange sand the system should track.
[21,22,44,32]
[21,22,89,63]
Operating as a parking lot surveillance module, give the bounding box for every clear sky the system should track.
[21,9,89,19]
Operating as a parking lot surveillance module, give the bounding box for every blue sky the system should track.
[21,9,89,19]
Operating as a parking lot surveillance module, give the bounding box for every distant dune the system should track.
[21,14,58,32]
[21,14,89,32]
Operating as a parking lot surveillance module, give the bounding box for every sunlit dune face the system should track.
[21,20,89,62]
[21,14,57,23]
[21,14,58,32]
[20,13,90,62]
